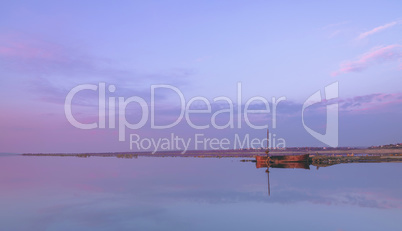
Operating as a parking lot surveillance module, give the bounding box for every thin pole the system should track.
[267,170,270,196]
[266,128,269,154]
[266,129,270,196]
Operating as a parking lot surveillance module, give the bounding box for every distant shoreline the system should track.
[21,147,402,158]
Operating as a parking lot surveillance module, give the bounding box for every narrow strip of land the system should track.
[22,148,402,158]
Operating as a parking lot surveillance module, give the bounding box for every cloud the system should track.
[0,33,193,86]
[338,93,402,113]
[332,44,402,76]
[320,21,349,39]
[321,21,349,30]
[328,29,342,39]
[357,21,398,40]
[246,92,402,116]
[0,33,193,110]
[0,40,57,60]
[0,33,95,75]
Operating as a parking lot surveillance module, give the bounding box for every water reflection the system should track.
[252,156,310,196]
[0,154,402,231]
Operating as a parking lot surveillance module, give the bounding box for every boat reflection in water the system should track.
[255,154,310,169]
[254,154,310,196]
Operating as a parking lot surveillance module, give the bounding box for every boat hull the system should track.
[256,161,310,169]
[269,154,309,163]
[255,154,310,168]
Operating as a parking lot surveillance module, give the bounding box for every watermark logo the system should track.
[302,82,339,147]
[64,81,339,152]
[129,133,285,154]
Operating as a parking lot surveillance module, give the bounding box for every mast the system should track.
[266,169,270,196]
[267,129,271,196]
[266,128,269,154]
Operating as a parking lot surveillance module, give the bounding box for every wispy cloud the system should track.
[357,21,398,40]
[0,33,67,61]
[0,33,102,76]
[338,93,402,113]
[332,44,402,76]
[0,33,193,83]
[328,30,342,39]
[0,33,193,105]
[320,21,349,39]
[321,21,349,30]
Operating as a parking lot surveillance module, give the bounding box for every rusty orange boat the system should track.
[255,159,310,169]
[256,154,309,163]
[255,153,310,196]
[258,129,309,166]
[269,154,309,163]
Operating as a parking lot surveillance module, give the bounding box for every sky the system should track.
[0,0,401,153]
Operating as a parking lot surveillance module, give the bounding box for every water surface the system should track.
[0,155,401,231]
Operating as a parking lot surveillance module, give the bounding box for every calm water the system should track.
[1,154,401,231]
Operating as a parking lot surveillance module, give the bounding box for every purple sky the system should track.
[0,1,401,153]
